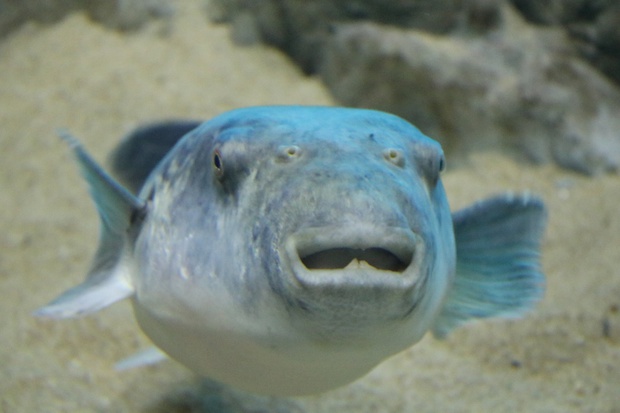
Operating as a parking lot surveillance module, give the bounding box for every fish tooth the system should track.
[344,258,360,270]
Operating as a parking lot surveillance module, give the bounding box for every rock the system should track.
[0,0,173,36]
[509,0,620,91]
[3,0,619,174]
[89,0,174,31]
[321,14,620,174]
[207,0,503,73]
[508,0,606,25]
[209,0,620,174]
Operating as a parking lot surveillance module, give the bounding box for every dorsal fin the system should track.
[109,121,201,193]
[35,132,145,319]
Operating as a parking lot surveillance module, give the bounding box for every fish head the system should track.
[250,109,455,344]
[132,107,456,390]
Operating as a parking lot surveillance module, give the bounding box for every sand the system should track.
[1,1,619,412]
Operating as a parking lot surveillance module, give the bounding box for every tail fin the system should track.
[109,121,201,193]
[35,132,144,319]
[432,193,547,338]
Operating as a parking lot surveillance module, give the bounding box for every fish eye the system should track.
[383,148,405,167]
[213,149,224,178]
[283,145,301,157]
[276,145,302,162]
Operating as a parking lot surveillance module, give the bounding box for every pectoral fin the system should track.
[35,132,145,319]
[432,193,547,338]
[34,271,133,319]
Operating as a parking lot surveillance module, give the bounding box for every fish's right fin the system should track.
[432,193,547,338]
[34,132,145,319]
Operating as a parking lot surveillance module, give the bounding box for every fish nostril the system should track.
[383,148,405,167]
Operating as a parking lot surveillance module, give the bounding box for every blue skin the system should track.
[38,106,546,396]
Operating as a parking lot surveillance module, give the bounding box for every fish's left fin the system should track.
[432,193,547,338]
[115,347,168,371]
[34,131,145,319]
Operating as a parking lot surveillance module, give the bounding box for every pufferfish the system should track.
[37,106,546,396]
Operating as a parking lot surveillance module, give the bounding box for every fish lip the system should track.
[284,225,424,290]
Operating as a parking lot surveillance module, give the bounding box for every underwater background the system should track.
[1,0,619,411]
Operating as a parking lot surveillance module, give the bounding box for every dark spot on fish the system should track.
[129,206,147,226]
[130,187,152,226]
[510,359,522,368]
[252,225,261,243]
[159,164,171,183]
[293,297,312,313]
[401,297,419,319]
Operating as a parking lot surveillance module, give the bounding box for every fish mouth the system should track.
[300,247,410,273]
[285,225,423,289]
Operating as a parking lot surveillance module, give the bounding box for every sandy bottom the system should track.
[2,1,619,412]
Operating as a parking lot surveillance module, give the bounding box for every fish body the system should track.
[37,106,546,396]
